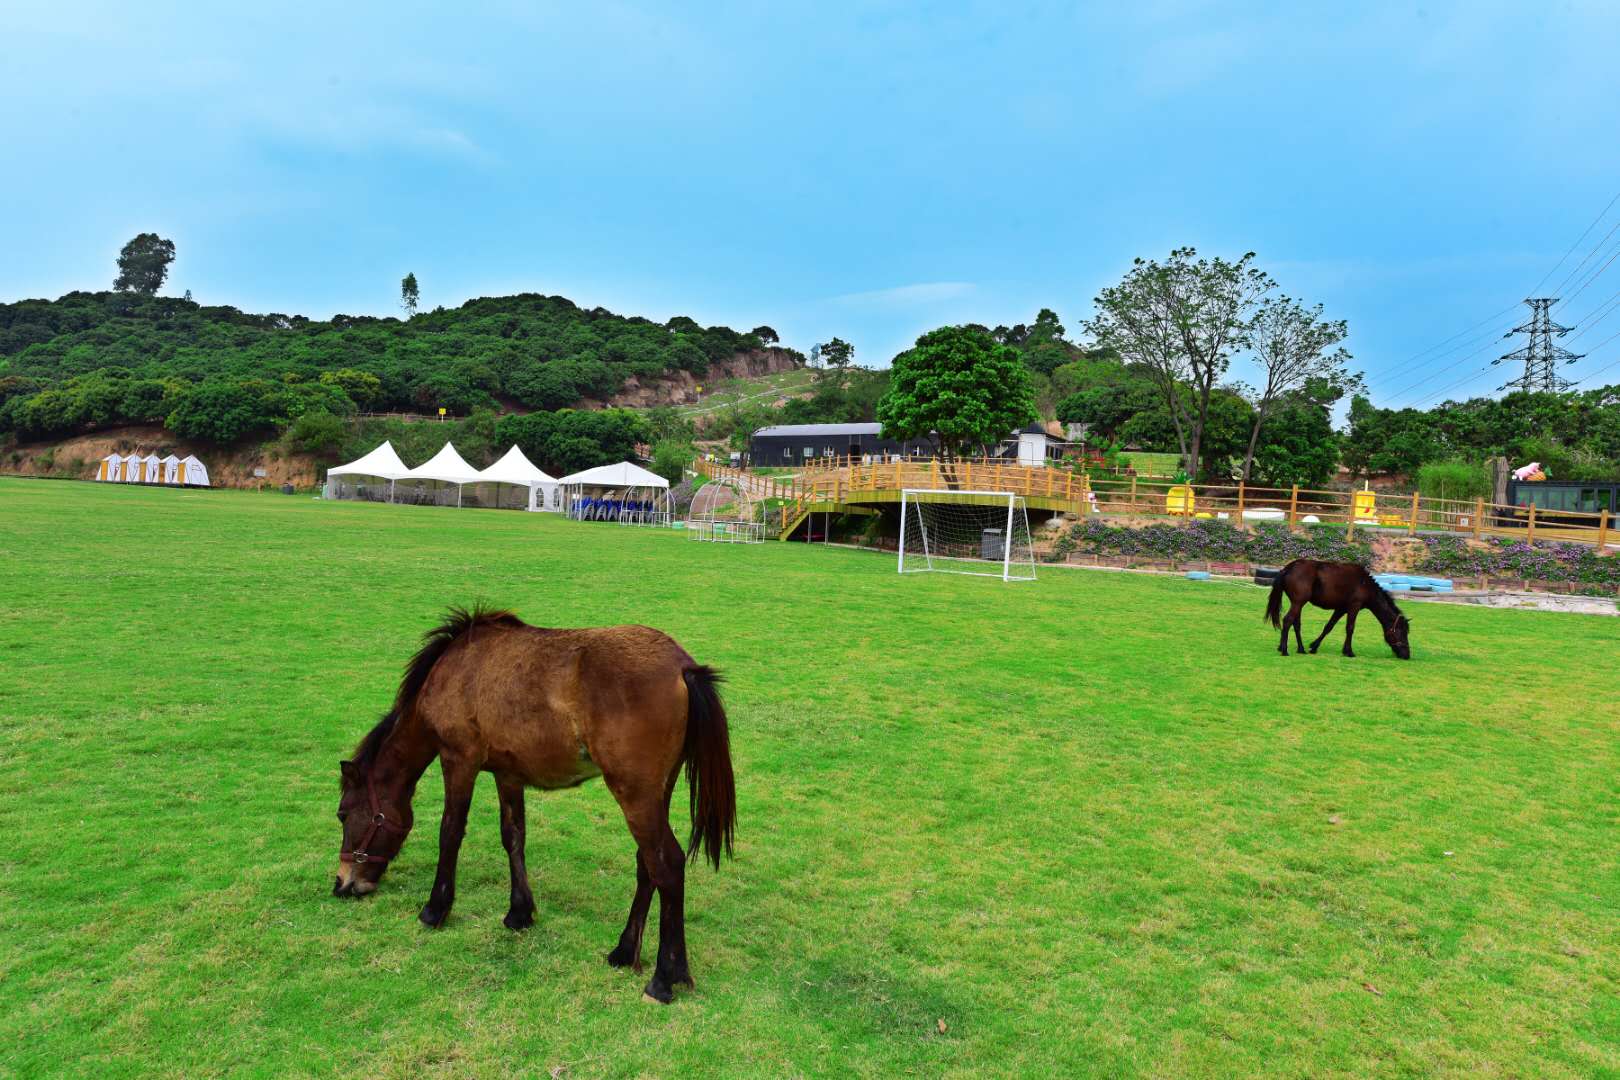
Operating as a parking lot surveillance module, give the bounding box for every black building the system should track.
[1505,479,1618,518]
[747,423,937,466]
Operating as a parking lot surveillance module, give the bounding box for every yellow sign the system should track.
[438,407,446,417]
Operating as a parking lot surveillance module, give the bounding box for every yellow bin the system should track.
[1352,489,1378,523]
[1166,485,1195,515]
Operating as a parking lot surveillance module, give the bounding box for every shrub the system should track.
[1048,518,1373,566]
[1416,459,1491,502]
[1416,535,1620,589]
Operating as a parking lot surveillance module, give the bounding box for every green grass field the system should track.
[2,478,1617,1078]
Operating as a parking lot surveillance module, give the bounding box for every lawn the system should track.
[1,477,1617,1078]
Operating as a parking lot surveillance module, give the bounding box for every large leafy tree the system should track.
[811,337,855,369]
[877,324,1035,459]
[1086,248,1272,481]
[400,273,420,317]
[1238,296,1357,481]
[113,234,176,295]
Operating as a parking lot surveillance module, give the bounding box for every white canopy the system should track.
[403,442,483,485]
[329,440,410,481]
[141,453,162,482]
[478,445,556,486]
[558,461,669,489]
[180,455,211,487]
[98,453,121,482]
[161,454,182,485]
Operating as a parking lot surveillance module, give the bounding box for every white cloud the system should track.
[832,281,976,307]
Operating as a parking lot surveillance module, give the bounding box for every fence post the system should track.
[1527,502,1537,543]
[1236,482,1246,527]
[1288,485,1299,527]
[1409,491,1420,536]
[1473,497,1484,541]
[1130,475,1138,513]
[1600,508,1610,551]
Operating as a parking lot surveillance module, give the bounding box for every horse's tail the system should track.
[397,604,522,717]
[682,665,736,871]
[1265,568,1289,628]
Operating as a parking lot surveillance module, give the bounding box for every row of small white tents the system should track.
[323,441,671,521]
[96,452,210,486]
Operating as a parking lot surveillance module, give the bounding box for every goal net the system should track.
[899,489,1037,581]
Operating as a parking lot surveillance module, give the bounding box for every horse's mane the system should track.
[1358,566,1404,623]
[350,604,526,771]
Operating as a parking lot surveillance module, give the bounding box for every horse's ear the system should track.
[340,759,358,781]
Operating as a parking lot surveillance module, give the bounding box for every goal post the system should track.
[898,489,1037,582]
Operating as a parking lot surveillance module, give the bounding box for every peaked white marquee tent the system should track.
[97,453,122,481]
[162,454,183,485]
[179,455,211,486]
[558,461,672,525]
[400,442,482,507]
[122,453,146,482]
[325,440,411,502]
[467,444,558,511]
[141,453,162,483]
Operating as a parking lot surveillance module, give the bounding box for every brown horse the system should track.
[1264,559,1412,659]
[332,606,736,1004]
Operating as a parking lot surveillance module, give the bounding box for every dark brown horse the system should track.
[1264,559,1412,659]
[332,606,736,1004]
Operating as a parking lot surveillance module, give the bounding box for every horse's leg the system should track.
[607,771,675,972]
[1279,597,1303,655]
[419,755,480,929]
[607,775,691,1003]
[1293,608,1306,654]
[1342,606,1360,657]
[496,773,535,931]
[606,853,653,971]
[1308,609,1344,653]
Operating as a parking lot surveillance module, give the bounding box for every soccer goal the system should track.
[898,489,1037,581]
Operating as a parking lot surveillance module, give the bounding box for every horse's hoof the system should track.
[503,907,534,931]
[606,943,638,968]
[1308,646,1319,654]
[642,979,674,1004]
[419,905,448,929]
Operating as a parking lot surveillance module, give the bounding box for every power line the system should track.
[1531,188,1620,295]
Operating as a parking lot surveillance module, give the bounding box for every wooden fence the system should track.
[693,456,1615,549]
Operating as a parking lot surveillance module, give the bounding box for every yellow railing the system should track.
[691,457,1615,549]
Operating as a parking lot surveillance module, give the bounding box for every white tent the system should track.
[141,453,162,483]
[179,455,210,487]
[468,444,558,511]
[326,440,411,502]
[97,453,122,482]
[400,442,482,507]
[558,461,672,525]
[161,453,183,485]
[123,452,146,482]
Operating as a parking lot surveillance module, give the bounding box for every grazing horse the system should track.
[332,606,736,1004]
[1264,559,1412,659]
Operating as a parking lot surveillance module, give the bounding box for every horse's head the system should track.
[1385,614,1412,660]
[333,758,414,898]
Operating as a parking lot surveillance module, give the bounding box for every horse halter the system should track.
[340,774,407,869]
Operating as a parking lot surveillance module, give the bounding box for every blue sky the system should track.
[5,1,1620,407]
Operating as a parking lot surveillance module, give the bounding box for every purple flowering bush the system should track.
[1049,519,1372,566]
[1416,535,1620,587]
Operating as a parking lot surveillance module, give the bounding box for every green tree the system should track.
[650,439,692,483]
[877,325,1035,459]
[1249,402,1340,488]
[751,325,780,345]
[1087,248,1272,481]
[319,368,383,408]
[812,337,854,369]
[113,233,176,295]
[1238,296,1357,481]
[401,273,420,318]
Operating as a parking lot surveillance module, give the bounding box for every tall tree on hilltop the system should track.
[1238,296,1357,482]
[1086,247,1272,480]
[400,273,420,318]
[877,324,1035,463]
[751,325,780,345]
[113,234,176,296]
[811,337,855,369]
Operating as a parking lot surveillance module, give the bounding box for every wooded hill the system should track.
[0,289,798,446]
